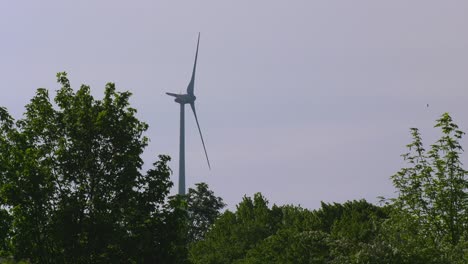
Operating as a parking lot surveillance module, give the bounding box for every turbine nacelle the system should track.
[166,92,196,104]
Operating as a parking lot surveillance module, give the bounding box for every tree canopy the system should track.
[0,73,184,263]
[386,113,468,263]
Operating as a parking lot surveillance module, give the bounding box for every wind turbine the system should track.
[167,33,210,195]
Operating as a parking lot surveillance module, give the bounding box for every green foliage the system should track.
[187,182,225,243]
[389,113,468,263]
[189,193,274,264]
[189,195,387,264]
[0,257,29,264]
[0,73,183,263]
[317,200,388,242]
[316,201,392,264]
[240,229,330,264]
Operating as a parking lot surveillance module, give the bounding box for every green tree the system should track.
[189,194,392,264]
[187,182,225,243]
[240,229,330,264]
[388,113,468,263]
[312,201,393,264]
[189,193,276,264]
[0,73,183,263]
[239,200,388,264]
[327,200,388,242]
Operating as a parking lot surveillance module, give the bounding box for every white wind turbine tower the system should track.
[166,33,210,195]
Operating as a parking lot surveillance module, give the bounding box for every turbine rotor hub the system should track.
[174,94,196,104]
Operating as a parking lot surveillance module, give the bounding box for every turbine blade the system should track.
[166,92,179,97]
[190,102,211,169]
[187,33,200,96]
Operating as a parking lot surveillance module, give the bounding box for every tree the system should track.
[327,200,388,243]
[189,193,277,264]
[0,73,184,263]
[389,113,468,263]
[189,193,392,264]
[239,200,389,264]
[239,229,330,264]
[187,182,225,243]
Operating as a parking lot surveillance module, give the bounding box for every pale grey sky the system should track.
[1,1,468,209]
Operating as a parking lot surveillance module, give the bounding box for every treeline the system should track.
[189,194,465,264]
[190,196,388,263]
[0,74,466,263]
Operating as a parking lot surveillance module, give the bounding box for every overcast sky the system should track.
[1,1,468,210]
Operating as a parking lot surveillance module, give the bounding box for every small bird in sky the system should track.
[427,104,429,107]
